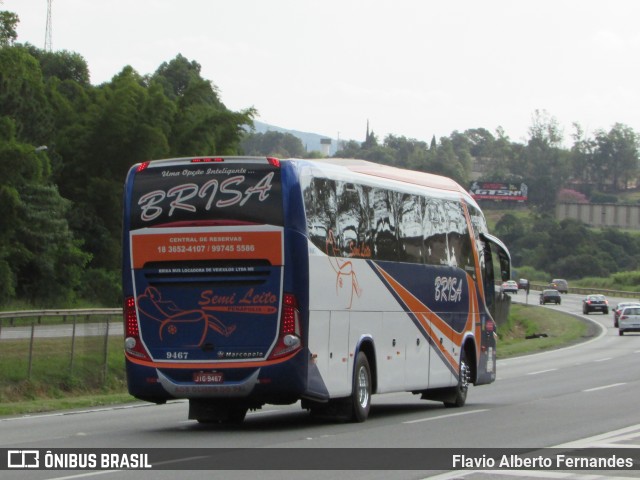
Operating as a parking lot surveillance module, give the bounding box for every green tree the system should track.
[593,123,639,191]
[363,122,377,149]
[335,139,362,158]
[569,123,595,188]
[425,137,468,184]
[0,120,90,306]
[494,213,525,247]
[0,10,18,47]
[153,55,255,156]
[12,184,91,305]
[383,135,427,168]
[518,110,569,209]
[0,45,53,143]
[25,45,90,85]
[240,131,306,157]
[53,66,173,272]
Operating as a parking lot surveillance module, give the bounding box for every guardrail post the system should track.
[70,316,77,373]
[28,321,35,379]
[102,316,111,385]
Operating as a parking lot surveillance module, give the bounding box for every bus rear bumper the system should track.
[126,352,310,404]
[156,369,260,398]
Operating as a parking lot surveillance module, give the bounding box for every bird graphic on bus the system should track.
[136,287,236,346]
[325,229,362,309]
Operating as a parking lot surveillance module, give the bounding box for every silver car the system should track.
[613,302,640,327]
[618,305,640,336]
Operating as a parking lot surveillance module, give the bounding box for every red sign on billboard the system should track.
[469,181,528,202]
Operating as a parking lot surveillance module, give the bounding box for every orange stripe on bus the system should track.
[131,230,283,268]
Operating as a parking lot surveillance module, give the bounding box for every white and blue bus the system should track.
[122,156,510,423]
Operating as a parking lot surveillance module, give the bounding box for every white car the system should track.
[618,305,640,336]
[501,280,518,294]
[613,302,640,327]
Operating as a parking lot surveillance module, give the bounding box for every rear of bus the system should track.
[122,156,308,422]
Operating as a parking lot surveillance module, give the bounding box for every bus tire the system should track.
[444,350,470,408]
[350,351,372,422]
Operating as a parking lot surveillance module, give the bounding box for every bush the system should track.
[590,191,618,203]
[77,268,121,307]
[611,271,640,289]
[0,258,15,304]
[511,265,549,283]
[554,253,613,279]
[557,189,588,203]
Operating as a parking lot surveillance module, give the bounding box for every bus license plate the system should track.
[194,372,224,384]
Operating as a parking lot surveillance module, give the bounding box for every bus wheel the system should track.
[444,351,470,408]
[351,352,372,422]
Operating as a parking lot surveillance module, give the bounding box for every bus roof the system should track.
[292,158,470,196]
[131,156,476,206]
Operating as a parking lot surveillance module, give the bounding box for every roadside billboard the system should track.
[469,181,528,202]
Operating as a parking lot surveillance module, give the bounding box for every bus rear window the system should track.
[130,162,283,229]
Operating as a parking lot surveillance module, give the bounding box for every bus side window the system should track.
[399,194,423,264]
[304,177,337,255]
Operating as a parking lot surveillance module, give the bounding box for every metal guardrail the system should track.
[528,284,640,299]
[498,280,640,299]
[0,309,123,381]
[0,308,122,320]
[0,308,123,329]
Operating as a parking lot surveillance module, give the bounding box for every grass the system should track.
[0,335,132,416]
[0,304,591,417]
[497,303,590,358]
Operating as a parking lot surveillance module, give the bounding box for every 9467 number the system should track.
[166,351,189,360]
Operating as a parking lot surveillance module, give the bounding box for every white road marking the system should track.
[527,368,558,375]
[403,408,488,424]
[582,382,626,392]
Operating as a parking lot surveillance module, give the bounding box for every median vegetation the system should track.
[497,304,591,358]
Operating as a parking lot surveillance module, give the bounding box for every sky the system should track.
[4,0,640,146]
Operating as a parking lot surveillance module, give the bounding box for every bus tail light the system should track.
[124,296,152,361]
[268,293,302,359]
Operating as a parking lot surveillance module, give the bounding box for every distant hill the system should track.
[250,120,349,156]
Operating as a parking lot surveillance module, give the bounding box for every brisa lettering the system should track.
[434,276,463,302]
[138,172,274,222]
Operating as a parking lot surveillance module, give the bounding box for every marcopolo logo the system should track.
[8,450,39,468]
